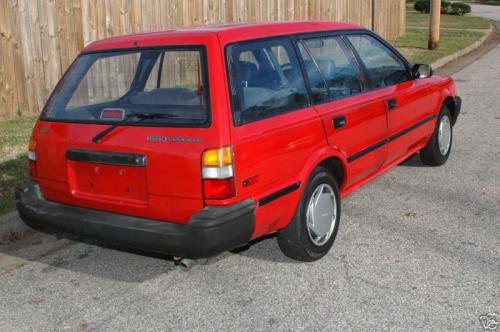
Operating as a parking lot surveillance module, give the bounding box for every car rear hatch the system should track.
[32,46,218,223]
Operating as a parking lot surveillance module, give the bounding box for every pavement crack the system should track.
[332,255,352,283]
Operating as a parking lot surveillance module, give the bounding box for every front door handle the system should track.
[333,116,347,129]
[388,98,398,110]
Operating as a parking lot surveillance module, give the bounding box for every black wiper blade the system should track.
[92,112,176,144]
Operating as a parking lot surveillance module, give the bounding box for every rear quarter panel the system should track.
[229,108,327,237]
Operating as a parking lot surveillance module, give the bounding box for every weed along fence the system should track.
[0,0,405,120]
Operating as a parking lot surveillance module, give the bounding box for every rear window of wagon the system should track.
[42,47,211,127]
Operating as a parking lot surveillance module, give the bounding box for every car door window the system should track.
[347,34,409,89]
[298,36,362,104]
[227,38,308,125]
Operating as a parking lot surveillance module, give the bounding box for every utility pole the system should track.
[428,0,441,50]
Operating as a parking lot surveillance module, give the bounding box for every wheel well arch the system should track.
[318,157,346,190]
[442,96,456,124]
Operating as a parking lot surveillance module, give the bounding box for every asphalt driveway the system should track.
[0,5,499,332]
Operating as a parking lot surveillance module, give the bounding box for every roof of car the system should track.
[83,21,365,52]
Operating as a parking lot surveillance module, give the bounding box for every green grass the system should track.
[395,3,490,64]
[0,116,37,214]
[406,7,491,29]
[392,28,485,64]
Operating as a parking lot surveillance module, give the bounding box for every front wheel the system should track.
[277,167,341,261]
[420,105,453,166]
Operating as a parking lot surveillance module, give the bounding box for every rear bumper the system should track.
[15,182,255,258]
[453,96,462,125]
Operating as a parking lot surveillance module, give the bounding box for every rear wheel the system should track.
[420,105,453,166]
[277,167,341,261]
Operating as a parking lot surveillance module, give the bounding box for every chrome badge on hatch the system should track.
[147,136,203,144]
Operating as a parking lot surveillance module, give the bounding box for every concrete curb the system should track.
[0,211,30,244]
[431,22,495,70]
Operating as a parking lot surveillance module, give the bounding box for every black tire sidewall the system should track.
[433,107,453,164]
[296,168,341,259]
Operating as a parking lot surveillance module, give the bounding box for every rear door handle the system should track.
[388,98,398,110]
[333,116,347,129]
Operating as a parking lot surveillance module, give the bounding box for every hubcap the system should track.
[438,115,451,155]
[306,184,337,246]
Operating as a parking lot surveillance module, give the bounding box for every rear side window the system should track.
[298,36,362,104]
[43,47,210,127]
[347,34,409,89]
[227,38,308,125]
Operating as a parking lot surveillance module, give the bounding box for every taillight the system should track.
[202,146,235,200]
[28,136,37,178]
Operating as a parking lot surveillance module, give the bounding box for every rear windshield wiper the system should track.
[92,112,176,144]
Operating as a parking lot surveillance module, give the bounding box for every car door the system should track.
[346,33,435,166]
[296,34,388,187]
[227,37,326,236]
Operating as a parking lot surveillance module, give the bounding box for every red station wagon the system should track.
[16,22,461,261]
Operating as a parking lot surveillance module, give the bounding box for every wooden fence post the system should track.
[428,0,441,50]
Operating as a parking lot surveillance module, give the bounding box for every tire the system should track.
[277,167,341,261]
[420,105,453,166]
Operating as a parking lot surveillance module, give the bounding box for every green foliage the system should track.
[450,2,472,15]
[414,0,472,15]
[441,1,452,14]
[414,0,431,13]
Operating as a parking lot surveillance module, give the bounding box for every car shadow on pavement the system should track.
[398,154,428,167]
[0,228,298,282]
[231,234,301,264]
[0,231,180,282]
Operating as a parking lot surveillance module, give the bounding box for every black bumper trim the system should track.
[15,182,255,258]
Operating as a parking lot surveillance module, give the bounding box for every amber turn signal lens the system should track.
[28,136,37,161]
[202,146,232,167]
[28,136,37,151]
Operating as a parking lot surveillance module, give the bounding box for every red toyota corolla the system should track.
[16,21,461,261]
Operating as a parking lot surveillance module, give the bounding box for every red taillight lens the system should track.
[100,108,125,120]
[203,178,235,200]
[201,146,235,200]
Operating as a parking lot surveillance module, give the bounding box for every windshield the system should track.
[42,47,210,127]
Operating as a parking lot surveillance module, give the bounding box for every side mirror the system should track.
[412,64,433,79]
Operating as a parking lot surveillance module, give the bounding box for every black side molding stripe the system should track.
[347,114,437,163]
[66,149,147,167]
[347,139,387,163]
[259,182,301,207]
[388,114,437,142]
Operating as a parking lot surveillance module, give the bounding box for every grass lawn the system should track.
[406,8,491,29]
[393,3,490,64]
[0,116,37,215]
[392,28,486,64]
